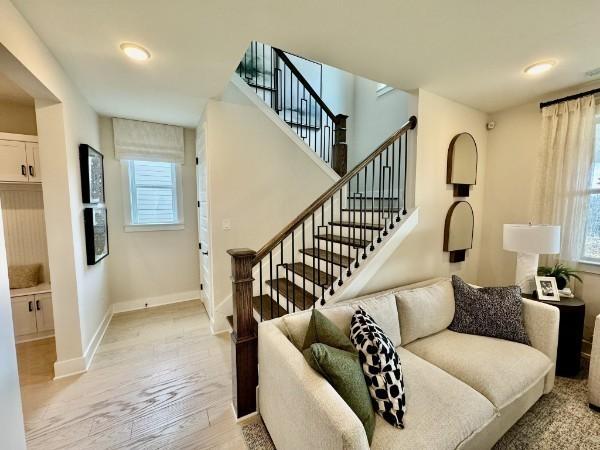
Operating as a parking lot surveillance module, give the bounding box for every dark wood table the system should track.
[523,294,585,377]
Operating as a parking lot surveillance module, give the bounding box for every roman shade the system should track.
[112,118,185,164]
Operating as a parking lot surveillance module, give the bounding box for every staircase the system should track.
[227,41,419,419]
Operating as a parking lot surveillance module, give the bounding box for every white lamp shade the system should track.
[503,224,560,255]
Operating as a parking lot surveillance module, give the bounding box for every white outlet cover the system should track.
[222,219,231,230]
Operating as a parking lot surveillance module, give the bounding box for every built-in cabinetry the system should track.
[0,133,41,183]
[10,284,53,342]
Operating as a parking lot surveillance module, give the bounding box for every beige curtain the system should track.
[533,95,597,263]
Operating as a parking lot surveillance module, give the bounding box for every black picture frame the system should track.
[84,207,109,265]
[79,144,105,204]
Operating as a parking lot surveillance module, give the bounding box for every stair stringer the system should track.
[326,208,419,303]
[230,74,340,182]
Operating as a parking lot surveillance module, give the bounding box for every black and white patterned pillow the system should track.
[350,307,406,429]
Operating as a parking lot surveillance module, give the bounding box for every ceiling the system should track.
[11,0,600,126]
[0,70,33,105]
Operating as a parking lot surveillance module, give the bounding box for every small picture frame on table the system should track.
[535,276,560,302]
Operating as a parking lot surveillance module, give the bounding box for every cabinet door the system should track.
[0,140,28,182]
[34,293,54,332]
[11,296,37,336]
[25,142,42,182]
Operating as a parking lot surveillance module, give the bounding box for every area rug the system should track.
[242,373,600,449]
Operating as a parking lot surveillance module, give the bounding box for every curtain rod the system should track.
[539,87,600,109]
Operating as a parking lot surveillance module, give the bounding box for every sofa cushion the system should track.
[370,347,495,450]
[282,294,401,350]
[394,278,455,345]
[302,309,356,355]
[350,308,406,429]
[405,329,553,409]
[450,275,530,345]
[306,343,376,444]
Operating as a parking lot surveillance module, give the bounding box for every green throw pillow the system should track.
[305,343,375,444]
[302,309,356,354]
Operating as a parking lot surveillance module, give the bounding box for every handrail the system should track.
[272,48,338,123]
[253,115,417,263]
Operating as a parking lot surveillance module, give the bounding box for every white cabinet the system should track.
[11,295,38,336]
[10,289,53,340]
[0,136,41,183]
[34,292,54,332]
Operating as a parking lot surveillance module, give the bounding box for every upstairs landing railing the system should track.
[236,41,348,176]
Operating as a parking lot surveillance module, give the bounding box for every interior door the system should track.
[25,142,41,182]
[34,293,54,332]
[196,123,212,316]
[0,140,28,182]
[11,296,37,336]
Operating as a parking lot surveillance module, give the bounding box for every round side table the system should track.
[523,294,585,377]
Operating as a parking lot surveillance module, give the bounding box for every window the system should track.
[582,117,600,261]
[124,160,183,231]
[376,83,393,97]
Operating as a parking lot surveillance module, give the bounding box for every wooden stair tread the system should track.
[300,248,354,268]
[253,295,287,320]
[265,278,316,310]
[316,233,369,248]
[281,262,335,288]
[329,221,384,230]
[343,207,401,212]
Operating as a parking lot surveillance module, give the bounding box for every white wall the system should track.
[100,117,201,308]
[0,0,109,375]
[349,78,412,169]
[204,81,336,328]
[356,89,488,294]
[479,82,600,339]
[0,200,27,449]
[0,100,36,135]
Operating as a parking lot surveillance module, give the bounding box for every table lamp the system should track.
[503,224,561,294]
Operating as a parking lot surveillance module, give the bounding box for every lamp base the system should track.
[515,252,539,294]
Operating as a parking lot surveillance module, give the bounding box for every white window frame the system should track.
[579,114,600,268]
[376,83,394,97]
[120,160,184,232]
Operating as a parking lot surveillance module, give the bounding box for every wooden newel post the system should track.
[332,114,349,177]
[227,248,258,418]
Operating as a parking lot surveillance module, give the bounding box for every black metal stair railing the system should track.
[229,115,417,325]
[236,41,348,176]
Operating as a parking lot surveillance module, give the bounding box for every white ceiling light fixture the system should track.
[120,42,151,61]
[524,60,556,76]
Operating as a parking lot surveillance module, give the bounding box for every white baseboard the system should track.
[53,304,113,380]
[112,289,202,314]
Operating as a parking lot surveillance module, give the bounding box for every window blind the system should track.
[129,160,178,225]
[113,118,184,164]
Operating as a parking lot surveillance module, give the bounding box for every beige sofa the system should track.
[258,278,559,450]
[590,314,600,410]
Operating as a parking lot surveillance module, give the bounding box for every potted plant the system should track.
[537,263,583,290]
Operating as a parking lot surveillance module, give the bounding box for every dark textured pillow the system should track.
[450,275,530,345]
[306,343,376,444]
[350,307,406,429]
[301,309,356,355]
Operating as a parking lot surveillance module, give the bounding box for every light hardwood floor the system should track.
[17,300,249,449]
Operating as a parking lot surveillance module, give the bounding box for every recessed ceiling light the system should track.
[524,60,555,76]
[120,43,151,61]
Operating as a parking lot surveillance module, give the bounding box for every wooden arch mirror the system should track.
[444,201,474,262]
[447,132,477,197]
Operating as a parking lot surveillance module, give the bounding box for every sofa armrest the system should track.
[522,298,559,393]
[589,314,600,407]
[258,320,369,450]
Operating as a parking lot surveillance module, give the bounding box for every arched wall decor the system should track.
[447,132,478,197]
[444,201,474,262]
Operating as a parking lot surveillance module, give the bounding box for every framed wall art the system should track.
[79,144,105,204]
